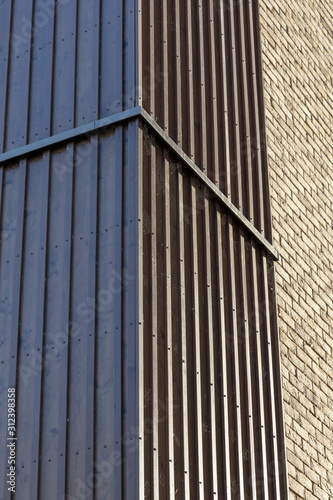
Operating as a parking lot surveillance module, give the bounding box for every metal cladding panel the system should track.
[0,0,289,498]
[0,123,140,500]
[0,0,137,151]
[138,127,289,499]
[138,0,273,242]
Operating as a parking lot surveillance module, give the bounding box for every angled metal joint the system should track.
[0,106,279,261]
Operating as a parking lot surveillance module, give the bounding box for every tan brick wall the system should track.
[259,1,333,499]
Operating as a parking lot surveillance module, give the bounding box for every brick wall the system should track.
[259,1,333,499]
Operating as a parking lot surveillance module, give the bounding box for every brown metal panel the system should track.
[149,0,155,118]
[164,153,175,496]
[155,139,168,498]
[138,0,273,236]
[191,179,205,499]
[137,130,286,498]
[208,0,220,186]
[174,0,182,147]
[226,217,246,499]
[166,0,176,140]
[244,0,266,237]
[239,230,258,499]
[196,0,208,173]
[138,125,145,500]
[250,243,270,498]
[267,261,289,499]
[236,0,254,224]
[150,135,160,499]
[226,0,243,212]
[178,169,190,498]
[203,197,219,496]
[181,172,199,499]
[217,0,231,198]
[252,0,274,244]
[216,207,232,499]
[185,0,195,161]
[0,1,289,498]
[262,255,281,500]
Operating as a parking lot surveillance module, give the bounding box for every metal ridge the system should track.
[0,106,279,261]
[0,106,142,165]
[140,108,279,261]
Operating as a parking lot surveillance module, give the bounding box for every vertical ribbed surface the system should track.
[0,0,289,498]
[0,2,139,497]
[0,0,134,150]
[0,124,140,500]
[139,0,274,240]
[138,126,288,499]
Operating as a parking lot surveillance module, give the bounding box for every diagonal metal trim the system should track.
[0,106,279,261]
[140,108,279,261]
[0,106,142,165]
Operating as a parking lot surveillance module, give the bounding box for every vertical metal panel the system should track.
[0,126,140,500]
[15,154,49,499]
[139,124,288,499]
[0,162,26,500]
[4,0,33,152]
[0,0,136,146]
[216,207,232,499]
[0,0,13,153]
[94,127,123,499]
[190,179,205,499]
[52,0,77,135]
[178,170,190,498]
[66,136,98,498]
[122,120,140,499]
[138,125,145,500]
[138,0,274,240]
[0,1,289,499]
[28,2,56,143]
[38,144,73,500]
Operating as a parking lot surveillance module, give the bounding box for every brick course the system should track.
[259,1,333,498]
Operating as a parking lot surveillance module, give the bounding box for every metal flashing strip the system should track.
[140,108,279,261]
[0,107,142,165]
[0,106,279,261]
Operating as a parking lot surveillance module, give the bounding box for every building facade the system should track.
[260,1,333,498]
[0,0,331,499]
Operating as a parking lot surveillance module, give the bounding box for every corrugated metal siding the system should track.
[0,0,289,498]
[138,128,288,499]
[138,0,273,242]
[0,123,140,500]
[0,0,136,152]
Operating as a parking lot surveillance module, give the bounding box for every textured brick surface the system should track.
[259,1,333,499]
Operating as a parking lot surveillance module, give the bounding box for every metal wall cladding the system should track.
[0,0,289,499]
[0,122,141,500]
[0,0,137,152]
[138,127,288,499]
[138,0,273,242]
